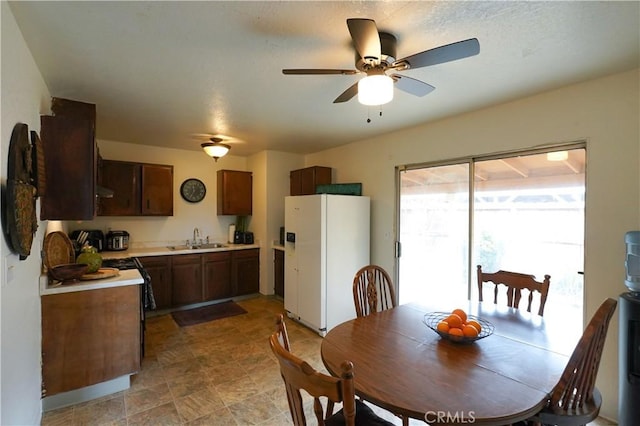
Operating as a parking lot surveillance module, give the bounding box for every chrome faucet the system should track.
[193,227,201,245]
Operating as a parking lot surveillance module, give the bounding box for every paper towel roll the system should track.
[228,224,236,243]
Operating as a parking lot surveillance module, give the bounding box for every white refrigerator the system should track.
[284,194,370,335]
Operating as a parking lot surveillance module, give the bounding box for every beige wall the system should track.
[1,3,51,423]
[3,0,637,419]
[75,140,249,245]
[306,68,640,420]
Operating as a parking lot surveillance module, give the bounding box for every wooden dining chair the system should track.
[523,298,617,426]
[270,314,394,426]
[352,265,396,317]
[477,265,551,316]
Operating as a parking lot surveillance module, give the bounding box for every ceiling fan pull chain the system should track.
[379,105,383,117]
[366,107,371,123]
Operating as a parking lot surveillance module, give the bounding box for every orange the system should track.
[448,327,464,341]
[445,314,463,329]
[436,321,450,333]
[462,324,479,338]
[451,308,467,323]
[466,320,482,333]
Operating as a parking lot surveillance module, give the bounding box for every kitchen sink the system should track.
[166,243,227,251]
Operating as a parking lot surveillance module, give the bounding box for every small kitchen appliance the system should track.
[105,230,129,251]
[70,229,105,252]
[233,230,254,244]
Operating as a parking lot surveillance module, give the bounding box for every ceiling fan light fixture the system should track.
[201,141,230,162]
[358,74,393,106]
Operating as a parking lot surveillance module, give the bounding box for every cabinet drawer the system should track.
[233,248,259,259]
[203,251,231,262]
[138,255,170,268]
[171,254,201,265]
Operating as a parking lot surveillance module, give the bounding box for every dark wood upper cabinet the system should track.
[40,98,97,220]
[217,170,252,215]
[98,160,139,215]
[141,164,173,215]
[99,160,173,216]
[290,166,332,196]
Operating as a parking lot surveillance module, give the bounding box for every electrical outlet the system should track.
[2,254,14,287]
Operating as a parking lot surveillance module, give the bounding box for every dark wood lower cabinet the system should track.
[41,285,140,396]
[203,252,232,300]
[233,248,260,296]
[274,249,284,298]
[139,249,259,309]
[171,254,203,306]
[139,256,172,309]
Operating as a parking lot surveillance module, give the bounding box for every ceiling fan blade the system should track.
[347,18,381,64]
[333,82,359,103]
[283,69,359,75]
[391,74,435,97]
[395,38,480,69]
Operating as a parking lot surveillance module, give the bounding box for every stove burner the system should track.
[102,257,137,270]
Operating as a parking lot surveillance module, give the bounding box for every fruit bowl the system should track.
[423,312,494,344]
[48,263,89,283]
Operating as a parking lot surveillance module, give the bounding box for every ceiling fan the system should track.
[282,18,480,105]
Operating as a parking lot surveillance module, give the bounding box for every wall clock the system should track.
[180,178,206,203]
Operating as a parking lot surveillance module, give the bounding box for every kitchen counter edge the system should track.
[101,243,260,259]
[41,269,144,296]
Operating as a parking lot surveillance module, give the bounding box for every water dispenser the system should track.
[619,231,640,424]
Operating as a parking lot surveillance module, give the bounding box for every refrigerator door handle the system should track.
[395,241,402,258]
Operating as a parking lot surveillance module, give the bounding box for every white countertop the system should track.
[40,269,144,296]
[100,243,260,259]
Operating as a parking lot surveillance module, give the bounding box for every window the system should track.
[397,145,585,321]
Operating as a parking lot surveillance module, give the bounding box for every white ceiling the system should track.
[8,1,640,157]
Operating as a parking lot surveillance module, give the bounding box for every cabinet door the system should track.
[141,164,174,216]
[99,160,140,216]
[290,166,332,196]
[217,170,252,215]
[40,98,97,220]
[138,256,172,309]
[233,249,260,296]
[171,254,202,306]
[290,169,302,196]
[274,249,284,297]
[203,252,232,301]
[41,286,140,396]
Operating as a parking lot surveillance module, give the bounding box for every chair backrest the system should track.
[476,265,551,316]
[270,314,356,426]
[352,265,396,317]
[543,298,617,421]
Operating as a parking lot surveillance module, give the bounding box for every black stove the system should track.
[102,257,138,270]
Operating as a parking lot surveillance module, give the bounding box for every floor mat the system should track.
[171,301,247,326]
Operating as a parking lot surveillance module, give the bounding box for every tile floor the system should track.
[41,296,616,426]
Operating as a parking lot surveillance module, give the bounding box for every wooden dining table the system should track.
[320,301,574,425]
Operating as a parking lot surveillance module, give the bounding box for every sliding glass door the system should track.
[397,146,585,318]
[398,163,470,304]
